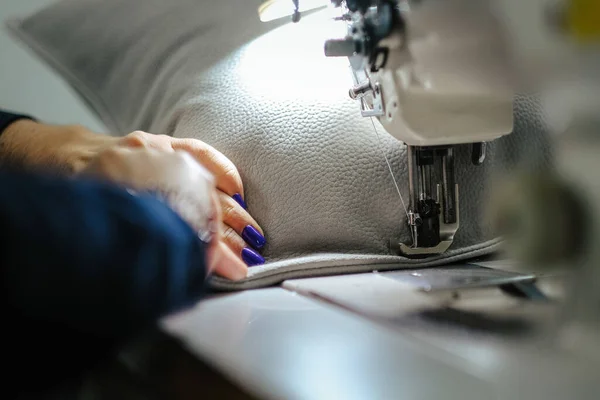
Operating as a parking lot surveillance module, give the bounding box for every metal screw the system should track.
[349,81,372,99]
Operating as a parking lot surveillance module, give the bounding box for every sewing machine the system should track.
[288,0,600,264]
[289,0,600,389]
[288,0,515,256]
[291,0,600,370]
[86,1,600,398]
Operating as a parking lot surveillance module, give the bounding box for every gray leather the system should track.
[8,0,551,290]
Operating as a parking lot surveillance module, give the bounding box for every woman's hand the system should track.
[81,146,249,280]
[0,122,265,267]
[115,131,266,267]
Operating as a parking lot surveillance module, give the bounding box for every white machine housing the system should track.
[367,0,515,146]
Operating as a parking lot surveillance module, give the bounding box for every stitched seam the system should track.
[211,239,504,290]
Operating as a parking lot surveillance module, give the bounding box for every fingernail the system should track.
[242,225,266,249]
[232,193,247,210]
[241,248,265,267]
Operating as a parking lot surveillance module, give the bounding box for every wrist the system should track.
[0,120,118,174]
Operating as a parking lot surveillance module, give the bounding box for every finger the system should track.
[221,223,265,267]
[218,191,265,249]
[209,240,248,281]
[171,138,244,198]
[221,223,247,256]
[204,190,223,275]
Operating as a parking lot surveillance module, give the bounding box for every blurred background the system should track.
[0,0,106,132]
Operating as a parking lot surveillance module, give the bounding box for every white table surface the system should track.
[162,266,599,400]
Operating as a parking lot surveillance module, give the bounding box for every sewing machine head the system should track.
[290,0,515,256]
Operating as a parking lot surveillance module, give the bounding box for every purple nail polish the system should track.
[232,193,247,210]
[242,225,266,249]
[241,248,265,266]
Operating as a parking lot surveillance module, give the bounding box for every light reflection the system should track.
[238,10,352,102]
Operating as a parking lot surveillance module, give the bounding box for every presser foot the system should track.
[399,144,460,257]
[398,181,460,257]
[398,142,491,257]
[398,240,454,256]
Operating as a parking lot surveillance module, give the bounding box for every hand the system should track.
[116,131,266,267]
[0,122,266,267]
[82,146,248,280]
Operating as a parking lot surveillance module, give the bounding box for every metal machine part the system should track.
[401,145,459,255]
[292,0,514,256]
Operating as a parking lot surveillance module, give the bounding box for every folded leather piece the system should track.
[7,0,552,289]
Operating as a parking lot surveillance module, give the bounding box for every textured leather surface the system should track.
[10,0,552,289]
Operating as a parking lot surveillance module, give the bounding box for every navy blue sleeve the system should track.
[0,171,208,393]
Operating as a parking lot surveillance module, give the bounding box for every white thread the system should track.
[369,117,414,244]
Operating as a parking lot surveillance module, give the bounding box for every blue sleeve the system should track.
[0,171,209,392]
